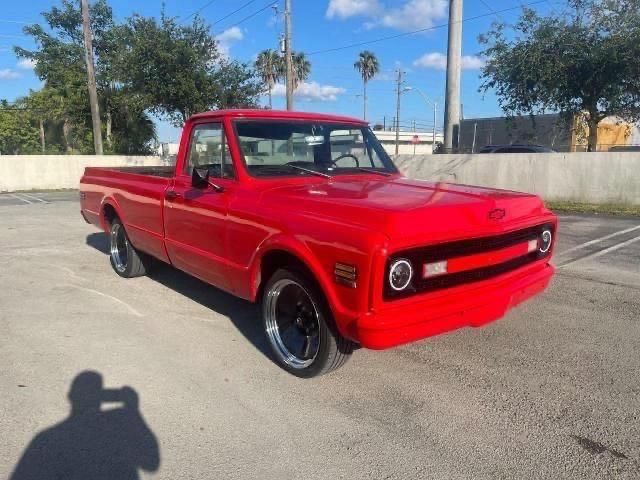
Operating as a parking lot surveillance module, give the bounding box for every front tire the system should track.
[109,218,149,278]
[262,268,354,377]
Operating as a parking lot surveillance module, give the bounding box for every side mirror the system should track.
[192,167,210,189]
[191,166,225,193]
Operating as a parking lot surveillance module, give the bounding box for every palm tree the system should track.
[255,49,283,109]
[354,50,380,120]
[291,52,311,90]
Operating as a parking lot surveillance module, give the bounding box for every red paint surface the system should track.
[80,109,557,349]
[445,241,532,274]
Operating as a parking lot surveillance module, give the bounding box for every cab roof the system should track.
[188,109,368,125]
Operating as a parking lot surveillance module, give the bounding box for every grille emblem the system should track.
[488,208,506,220]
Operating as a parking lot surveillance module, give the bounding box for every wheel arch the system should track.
[99,197,123,232]
[250,238,343,323]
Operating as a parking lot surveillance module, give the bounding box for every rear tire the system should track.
[109,218,149,278]
[262,268,354,378]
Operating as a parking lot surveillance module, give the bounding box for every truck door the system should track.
[163,121,236,292]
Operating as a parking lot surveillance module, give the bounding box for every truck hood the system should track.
[265,176,549,246]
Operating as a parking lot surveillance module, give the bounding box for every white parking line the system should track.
[556,224,640,257]
[8,193,33,204]
[559,234,640,267]
[581,234,640,259]
[67,284,144,318]
[18,192,49,204]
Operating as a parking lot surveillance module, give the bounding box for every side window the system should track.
[184,123,234,178]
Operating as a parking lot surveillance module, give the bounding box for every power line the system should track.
[477,0,504,21]
[212,0,260,26]
[307,0,547,55]
[218,0,278,31]
[181,0,221,23]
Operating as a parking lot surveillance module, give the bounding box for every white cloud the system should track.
[272,81,346,102]
[17,58,36,70]
[328,0,447,31]
[413,52,485,70]
[215,26,244,58]
[461,55,485,70]
[326,0,382,19]
[379,0,447,31]
[0,68,21,80]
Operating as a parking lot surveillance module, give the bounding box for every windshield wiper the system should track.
[354,167,392,176]
[287,164,332,179]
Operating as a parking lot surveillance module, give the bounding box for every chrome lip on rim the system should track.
[265,279,320,369]
[110,223,128,273]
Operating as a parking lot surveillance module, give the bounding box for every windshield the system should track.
[234,121,398,177]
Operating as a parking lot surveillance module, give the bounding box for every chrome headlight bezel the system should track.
[388,258,413,291]
[539,229,553,253]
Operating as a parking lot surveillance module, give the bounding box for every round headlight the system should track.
[539,229,552,253]
[389,259,413,291]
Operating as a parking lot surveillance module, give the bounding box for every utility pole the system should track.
[443,0,462,153]
[284,0,294,111]
[81,0,103,155]
[394,69,404,156]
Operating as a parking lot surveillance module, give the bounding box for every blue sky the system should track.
[0,0,558,142]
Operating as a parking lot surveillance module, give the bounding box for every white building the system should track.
[373,130,442,155]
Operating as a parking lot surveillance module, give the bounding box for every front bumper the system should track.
[354,260,554,349]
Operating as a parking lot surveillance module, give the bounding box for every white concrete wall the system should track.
[2,153,640,205]
[0,155,163,192]
[395,152,640,205]
[381,143,435,155]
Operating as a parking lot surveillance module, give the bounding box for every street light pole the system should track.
[433,102,437,150]
[406,86,438,153]
[284,0,294,111]
[444,0,462,152]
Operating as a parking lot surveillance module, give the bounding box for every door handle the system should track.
[165,189,181,200]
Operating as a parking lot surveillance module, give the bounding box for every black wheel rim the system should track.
[265,279,321,369]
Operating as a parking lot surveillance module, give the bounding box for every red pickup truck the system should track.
[80,109,556,377]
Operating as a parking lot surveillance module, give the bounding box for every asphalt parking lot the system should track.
[1,192,639,479]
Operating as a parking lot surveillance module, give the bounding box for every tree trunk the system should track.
[268,85,272,109]
[587,112,599,152]
[106,108,112,149]
[63,118,72,153]
[39,119,46,154]
[363,80,367,121]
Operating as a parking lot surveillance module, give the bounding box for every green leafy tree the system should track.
[354,50,380,120]
[15,0,156,153]
[114,12,261,127]
[291,52,311,90]
[276,51,312,90]
[16,0,113,153]
[255,49,283,108]
[0,100,40,155]
[479,0,640,151]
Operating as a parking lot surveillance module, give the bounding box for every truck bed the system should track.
[99,166,175,178]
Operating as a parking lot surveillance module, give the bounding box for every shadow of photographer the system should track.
[10,371,160,480]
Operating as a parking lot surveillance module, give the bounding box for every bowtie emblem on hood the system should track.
[488,208,506,220]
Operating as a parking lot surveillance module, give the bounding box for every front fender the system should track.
[248,234,360,339]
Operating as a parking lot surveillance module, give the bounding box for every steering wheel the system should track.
[331,153,360,168]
